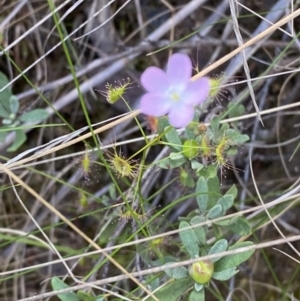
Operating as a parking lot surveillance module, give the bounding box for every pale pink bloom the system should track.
[139,53,210,128]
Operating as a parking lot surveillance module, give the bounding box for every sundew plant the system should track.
[1,1,300,301]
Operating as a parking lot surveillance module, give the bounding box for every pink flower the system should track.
[139,53,210,128]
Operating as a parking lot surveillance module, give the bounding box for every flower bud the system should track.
[182,140,198,159]
[189,260,214,284]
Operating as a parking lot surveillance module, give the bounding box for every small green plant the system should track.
[48,53,253,301]
[0,71,49,151]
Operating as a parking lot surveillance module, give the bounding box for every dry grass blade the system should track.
[229,0,263,125]
[193,7,300,79]
[0,162,159,301]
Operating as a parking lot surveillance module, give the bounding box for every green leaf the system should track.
[210,116,220,138]
[191,160,204,172]
[9,95,19,115]
[0,71,12,113]
[0,129,8,142]
[0,102,10,118]
[77,290,97,301]
[208,239,228,262]
[170,152,185,160]
[216,195,234,214]
[212,267,238,280]
[207,204,223,219]
[196,177,208,214]
[190,216,206,246]
[234,134,249,144]
[165,265,189,279]
[185,122,199,139]
[19,109,49,123]
[197,165,217,178]
[182,139,198,159]
[194,283,203,292]
[226,184,237,199]
[7,130,27,152]
[180,168,195,188]
[226,148,238,156]
[147,277,194,301]
[226,129,249,144]
[157,116,170,134]
[215,216,251,236]
[51,277,79,301]
[165,126,182,151]
[189,288,205,301]
[214,241,254,272]
[207,176,220,209]
[158,154,186,169]
[228,102,245,119]
[227,216,252,236]
[179,221,199,258]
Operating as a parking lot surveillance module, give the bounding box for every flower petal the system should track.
[141,67,169,92]
[166,53,192,86]
[140,93,171,116]
[182,77,210,106]
[168,105,195,128]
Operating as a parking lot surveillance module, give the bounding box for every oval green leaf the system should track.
[19,109,49,123]
[196,177,208,214]
[7,130,27,152]
[179,221,199,258]
[214,241,254,272]
[208,239,228,263]
[212,267,238,280]
[51,277,79,301]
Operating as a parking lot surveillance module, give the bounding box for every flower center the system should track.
[168,86,181,102]
[171,92,180,102]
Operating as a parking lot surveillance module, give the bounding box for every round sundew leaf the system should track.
[182,140,198,158]
[141,66,169,92]
[140,93,171,116]
[166,53,192,86]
